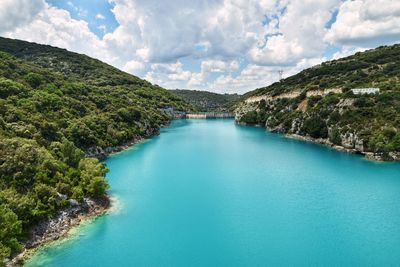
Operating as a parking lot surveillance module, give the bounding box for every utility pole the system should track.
[278,70,284,81]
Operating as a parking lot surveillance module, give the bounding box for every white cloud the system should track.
[146,61,192,87]
[207,56,327,93]
[3,4,116,66]
[325,0,400,46]
[96,13,106,20]
[249,0,340,66]
[188,72,207,87]
[210,64,278,93]
[2,0,400,94]
[201,59,239,73]
[0,0,45,33]
[123,60,145,73]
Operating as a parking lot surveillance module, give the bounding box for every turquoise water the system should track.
[27,119,400,266]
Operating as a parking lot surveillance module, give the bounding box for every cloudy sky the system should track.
[1,0,399,93]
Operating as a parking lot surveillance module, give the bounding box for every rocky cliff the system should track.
[235,44,400,161]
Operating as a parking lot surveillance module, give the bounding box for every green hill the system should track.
[236,44,400,161]
[0,37,191,262]
[170,89,240,112]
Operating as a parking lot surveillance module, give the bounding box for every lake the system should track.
[26,119,400,266]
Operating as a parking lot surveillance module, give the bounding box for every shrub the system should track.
[329,128,342,145]
[302,116,328,138]
[25,73,43,88]
[0,78,24,98]
[240,111,259,124]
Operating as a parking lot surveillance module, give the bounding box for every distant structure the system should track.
[351,88,380,95]
[278,70,284,81]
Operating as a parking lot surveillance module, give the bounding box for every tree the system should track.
[0,138,50,189]
[78,158,109,198]
[68,122,98,149]
[0,205,22,261]
[329,128,342,145]
[0,78,23,98]
[302,116,328,138]
[25,73,43,88]
[240,111,259,124]
[50,138,84,168]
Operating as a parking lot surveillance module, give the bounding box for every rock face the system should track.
[25,197,109,248]
[234,95,400,162]
[341,132,357,149]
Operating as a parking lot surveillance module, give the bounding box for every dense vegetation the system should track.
[238,44,400,158]
[170,89,240,112]
[245,44,400,98]
[0,37,192,263]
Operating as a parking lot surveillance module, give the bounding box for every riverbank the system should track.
[8,197,110,266]
[21,118,400,266]
[86,127,160,160]
[8,124,164,266]
[285,133,400,162]
[236,121,400,162]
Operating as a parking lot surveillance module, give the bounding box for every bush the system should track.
[78,158,109,198]
[240,111,259,124]
[329,128,342,145]
[302,116,328,138]
[0,78,25,98]
[25,73,43,88]
[0,205,23,259]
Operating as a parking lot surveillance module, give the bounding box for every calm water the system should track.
[27,119,400,266]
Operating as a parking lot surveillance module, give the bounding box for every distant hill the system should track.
[170,89,241,112]
[236,44,400,161]
[0,37,192,262]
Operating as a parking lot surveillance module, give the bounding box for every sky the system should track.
[1,0,400,94]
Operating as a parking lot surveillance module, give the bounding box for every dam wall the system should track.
[185,112,235,119]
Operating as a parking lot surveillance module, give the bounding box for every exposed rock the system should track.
[68,199,79,207]
[355,138,364,152]
[9,197,110,266]
[341,132,356,149]
[86,131,157,160]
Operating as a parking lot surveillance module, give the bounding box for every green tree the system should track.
[0,78,24,98]
[302,116,328,138]
[0,205,23,261]
[50,138,84,168]
[329,128,342,145]
[25,73,43,88]
[78,158,109,198]
[240,111,259,124]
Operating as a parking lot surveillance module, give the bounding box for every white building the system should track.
[351,88,380,95]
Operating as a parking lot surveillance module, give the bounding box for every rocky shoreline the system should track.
[86,127,160,160]
[236,121,400,162]
[8,197,110,266]
[7,125,163,266]
[285,133,400,162]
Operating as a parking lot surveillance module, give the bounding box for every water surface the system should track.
[27,119,400,266]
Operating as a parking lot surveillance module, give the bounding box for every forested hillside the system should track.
[0,37,191,263]
[170,89,240,112]
[236,44,400,161]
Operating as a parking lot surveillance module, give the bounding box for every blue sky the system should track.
[47,0,118,37]
[1,0,400,93]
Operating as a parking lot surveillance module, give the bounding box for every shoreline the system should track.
[285,133,400,162]
[86,128,159,160]
[236,121,400,162]
[10,119,398,265]
[9,197,110,267]
[9,125,164,266]
[9,132,160,266]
